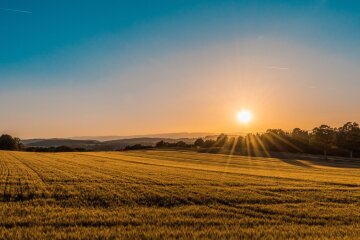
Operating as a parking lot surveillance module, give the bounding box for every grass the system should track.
[1,150,360,239]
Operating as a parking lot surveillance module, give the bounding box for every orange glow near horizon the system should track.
[1,39,360,139]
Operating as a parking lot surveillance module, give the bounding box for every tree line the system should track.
[155,122,360,159]
[1,122,360,158]
[25,146,87,152]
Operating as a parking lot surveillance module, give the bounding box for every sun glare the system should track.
[237,110,253,124]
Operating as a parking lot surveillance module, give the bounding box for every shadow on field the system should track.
[241,150,360,169]
[277,158,313,168]
[270,152,360,169]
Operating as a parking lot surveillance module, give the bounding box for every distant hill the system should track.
[21,131,246,151]
[70,132,216,141]
[22,137,198,151]
[21,132,220,150]
[21,139,47,145]
[24,139,101,148]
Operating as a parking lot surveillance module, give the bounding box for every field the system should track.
[1,150,360,239]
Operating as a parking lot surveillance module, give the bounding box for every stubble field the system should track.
[0,150,360,239]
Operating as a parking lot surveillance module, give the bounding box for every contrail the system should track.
[0,7,32,14]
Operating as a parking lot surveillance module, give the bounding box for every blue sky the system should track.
[1,0,360,137]
[2,0,360,84]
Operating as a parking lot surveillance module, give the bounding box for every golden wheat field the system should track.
[0,150,360,239]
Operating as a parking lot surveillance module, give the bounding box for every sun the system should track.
[236,110,253,124]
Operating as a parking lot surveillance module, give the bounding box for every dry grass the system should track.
[1,150,360,239]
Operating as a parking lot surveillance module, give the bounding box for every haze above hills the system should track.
[69,132,217,141]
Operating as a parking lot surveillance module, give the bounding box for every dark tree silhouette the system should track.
[0,134,21,150]
[292,128,309,140]
[155,140,167,148]
[291,128,310,152]
[337,122,360,159]
[215,134,228,147]
[311,125,336,160]
[203,139,216,148]
[194,138,205,147]
[175,141,187,148]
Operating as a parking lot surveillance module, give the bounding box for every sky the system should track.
[1,0,360,138]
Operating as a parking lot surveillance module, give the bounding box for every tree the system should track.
[266,129,287,136]
[14,137,23,150]
[262,129,289,152]
[194,138,205,147]
[337,122,360,159]
[155,140,167,148]
[224,137,236,150]
[0,134,21,150]
[203,139,216,148]
[291,128,310,152]
[292,128,309,139]
[312,125,335,160]
[175,141,187,148]
[234,136,244,152]
[215,134,228,147]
